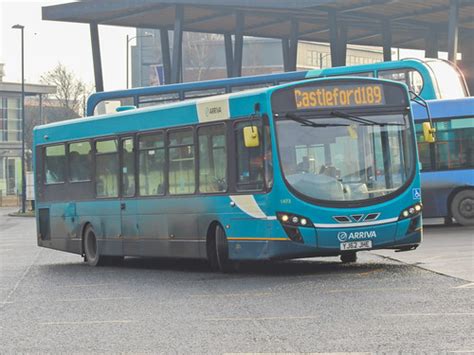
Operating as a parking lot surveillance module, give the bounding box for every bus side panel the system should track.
[421,169,474,218]
[77,200,123,256]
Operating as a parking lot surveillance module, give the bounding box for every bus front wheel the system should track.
[451,189,474,226]
[215,225,235,273]
[83,225,105,267]
[340,252,357,263]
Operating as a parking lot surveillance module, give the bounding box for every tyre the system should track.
[215,225,235,273]
[451,189,474,226]
[83,225,106,266]
[340,252,357,263]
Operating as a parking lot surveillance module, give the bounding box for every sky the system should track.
[1,0,443,93]
[0,0,135,90]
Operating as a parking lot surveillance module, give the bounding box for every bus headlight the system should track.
[399,203,423,220]
[277,212,312,227]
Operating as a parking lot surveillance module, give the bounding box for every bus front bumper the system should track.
[227,217,422,261]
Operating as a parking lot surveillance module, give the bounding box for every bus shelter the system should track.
[42,0,474,93]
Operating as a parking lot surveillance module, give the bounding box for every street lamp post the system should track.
[12,24,26,214]
[126,32,154,89]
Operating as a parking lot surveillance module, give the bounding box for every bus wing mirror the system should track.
[243,126,260,148]
[422,122,436,143]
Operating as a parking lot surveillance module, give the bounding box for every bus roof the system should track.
[412,97,474,120]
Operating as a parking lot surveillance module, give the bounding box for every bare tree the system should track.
[183,33,222,81]
[40,63,91,117]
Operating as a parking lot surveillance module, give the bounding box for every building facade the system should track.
[0,66,55,197]
[131,30,384,88]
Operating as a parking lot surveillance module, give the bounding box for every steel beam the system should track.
[171,5,184,83]
[338,24,347,66]
[232,11,244,77]
[425,28,438,58]
[160,29,171,84]
[448,0,459,62]
[288,19,299,71]
[328,10,340,67]
[282,38,290,72]
[224,34,234,78]
[89,23,104,92]
[382,19,392,62]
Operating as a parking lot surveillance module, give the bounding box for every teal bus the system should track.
[35,77,423,271]
[87,58,468,117]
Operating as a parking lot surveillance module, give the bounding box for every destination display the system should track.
[271,79,408,114]
[294,84,385,110]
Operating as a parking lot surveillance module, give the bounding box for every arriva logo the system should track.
[338,231,376,242]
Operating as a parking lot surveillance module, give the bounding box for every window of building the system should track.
[95,139,119,198]
[69,141,92,182]
[139,132,165,196]
[235,121,264,191]
[45,144,66,184]
[121,138,136,197]
[198,124,227,193]
[168,129,195,195]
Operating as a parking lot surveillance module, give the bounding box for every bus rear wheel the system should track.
[340,252,357,263]
[215,225,235,273]
[451,190,474,226]
[83,225,105,267]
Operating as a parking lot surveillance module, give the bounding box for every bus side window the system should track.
[235,121,264,191]
[121,138,136,197]
[433,118,474,170]
[69,141,92,182]
[139,132,165,196]
[415,122,434,172]
[198,124,227,193]
[95,139,119,198]
[378,68,423,95]
[168,128,195,195]
[45,144,66,184]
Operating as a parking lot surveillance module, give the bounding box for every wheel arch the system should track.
[447,185,474,217]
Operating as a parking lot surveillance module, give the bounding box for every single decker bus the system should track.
[35,77,423,271]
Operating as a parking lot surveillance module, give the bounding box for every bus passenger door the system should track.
[120,137,140,255]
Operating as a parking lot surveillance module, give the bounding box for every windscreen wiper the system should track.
[285,113,349,128]
[331,110,404,127]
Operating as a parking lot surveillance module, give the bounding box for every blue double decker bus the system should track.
[87,58,469,117]
[34,77,422,271]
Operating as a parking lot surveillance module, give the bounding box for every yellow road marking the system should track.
[207,315,320,321]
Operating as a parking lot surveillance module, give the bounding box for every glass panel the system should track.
[198,125,227,193]
[97,140,118,154]
[122,138,135,197]
[96,139,119,198]
[93,97,134,116]
[235,121,264,191]
[264,124,274,189]
[139,134,165,196]
[139,133,164,150]
[425,60,467,99]
[45,145,66,184]
[433,118,474,170]
[378,69,423,95]
[169,129,195,195]
[276,113,414,202]
[69,142,92,182]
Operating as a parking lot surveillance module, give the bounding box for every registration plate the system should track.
[340,240,372,251]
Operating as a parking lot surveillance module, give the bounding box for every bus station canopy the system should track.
[42,0,474,90]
